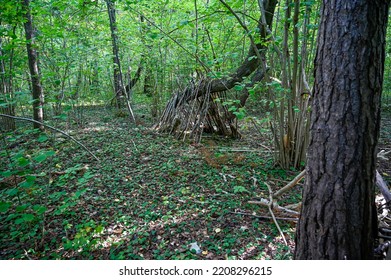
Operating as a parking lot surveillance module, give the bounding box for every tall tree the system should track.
[294,0,390,259]
[0,28,16,131]
[22,0,44,130]
[106,0,136,121]
[106,0,125,108]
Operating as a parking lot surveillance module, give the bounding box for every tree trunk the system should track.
[0,34,16,131]
[125,60,143,94]
[22,0,44,130]
[106,0,126,108]
[294,0,390,260]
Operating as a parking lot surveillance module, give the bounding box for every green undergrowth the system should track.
[0,106,301,260]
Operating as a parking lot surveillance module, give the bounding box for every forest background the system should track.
[1,0,391,260]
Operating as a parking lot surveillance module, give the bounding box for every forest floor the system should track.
[1,104,391,260]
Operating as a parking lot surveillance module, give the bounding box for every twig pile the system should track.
[153,77,239,143]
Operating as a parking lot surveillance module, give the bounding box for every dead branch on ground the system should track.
[0,114,100,162]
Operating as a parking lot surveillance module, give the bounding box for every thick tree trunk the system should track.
[22,0,44,130]
[294,0,390,260]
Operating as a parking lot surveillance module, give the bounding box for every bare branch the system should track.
[0,114,100,162]
[273,169,306,198]
[265,182,288,245]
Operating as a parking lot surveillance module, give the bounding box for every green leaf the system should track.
[45,150,55,157]
[234,85,244,91]
[14,218,25,225]
[33,205,47,215]
[233,111,246,120]
[22,213,35,222]
[16,205,28,212]
[38,135,48,143]
[18,157,30,167]
[228,106,237,112]
[34,154,47,163]
[1,170,12,178]
[53,113,67,120]
[19,176,36,188]
[233,185,249,194]
[6,188,18,197]
[95,225,104,233]
[0,202,11,213]
[34,150,55,163]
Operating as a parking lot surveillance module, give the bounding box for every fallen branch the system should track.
[229,211,298,222]
[265,182,287,246]
[377,149,391,161]
[273,169,305,198]
[248,198,299,215]
[376,170,391,204]
[374,240,390,257]
[272,168,390,204]
[0,114,100,162]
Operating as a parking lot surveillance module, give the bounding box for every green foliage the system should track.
[62,220,105,254]
[0,124,98,259]
[1,107,302,259]
[1,0,387,261]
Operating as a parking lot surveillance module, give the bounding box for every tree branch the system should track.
[0,114,100,162]
[273,169,306,198]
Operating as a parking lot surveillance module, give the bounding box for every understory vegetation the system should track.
[1,99,391,260]
[1,103,299,260]
[1,0,391,260]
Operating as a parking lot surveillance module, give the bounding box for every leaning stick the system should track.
[265,182,288,246]
[273,168,390,203]
[229,211,298,222]
[0,114,100,162]
[248,198,299,215]
[376,170,391,204]
[273,169,306,198]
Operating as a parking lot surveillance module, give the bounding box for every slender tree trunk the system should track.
[294,0,390,259]
[106,0,126,108]
[0,34,16,131]
[22,0,44,130]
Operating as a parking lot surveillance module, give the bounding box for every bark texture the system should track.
[294,0,390,259]
[22,0,44,130]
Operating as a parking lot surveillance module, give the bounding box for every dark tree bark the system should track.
[22,0,44,130]
[294,0,390,260]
